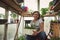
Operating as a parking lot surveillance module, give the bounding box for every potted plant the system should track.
[10,12,18,23]
[41,8,48,16]
[18,35,25,40]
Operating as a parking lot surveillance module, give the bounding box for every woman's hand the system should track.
[32,31,38,36]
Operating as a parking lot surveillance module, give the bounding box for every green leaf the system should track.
[10,13,17,19]
[49,1,53,7]
[41,8,48,16]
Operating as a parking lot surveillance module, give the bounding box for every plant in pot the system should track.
[41,8,48,16]
[18,35,25,40]
[10,12,18,23]
[51,20,58,23]
[49,1,54,10]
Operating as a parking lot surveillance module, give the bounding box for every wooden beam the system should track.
[37,0,40,11]
[3,8,9,40]
[54,1,60,12]
[21,12,32,17]
[0,0,23,15]
[44,12,58,17]
[3,24,8,40]
[0,1,19,15]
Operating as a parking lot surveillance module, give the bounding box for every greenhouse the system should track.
[0,0,60,40]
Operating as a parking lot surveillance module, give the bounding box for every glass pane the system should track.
[0,7,5,19]
[7,24,17,40]
[0,25,4,40]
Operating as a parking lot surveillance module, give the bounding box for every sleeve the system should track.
[39,18,43,24]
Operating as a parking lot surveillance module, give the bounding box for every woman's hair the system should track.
[32,11,40,20]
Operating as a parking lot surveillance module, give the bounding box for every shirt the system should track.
[30,18,43,31]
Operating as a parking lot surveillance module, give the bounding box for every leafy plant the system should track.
[41,8,48,16]
[18,35,25,40]
[10,13,17,19]
[49,1,53,7]
[51,20,58,23]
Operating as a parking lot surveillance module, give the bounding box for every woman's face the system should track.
[33,13,39,20]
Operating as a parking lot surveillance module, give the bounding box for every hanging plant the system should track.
[49,1,54,10]
[49,1,53,7]
[10,13,17,19]
[41,8,48,16]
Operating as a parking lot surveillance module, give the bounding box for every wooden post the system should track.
[3,8,8,40]
[37,0,40,11]
[3,23,8,40]
[14,16,22,40]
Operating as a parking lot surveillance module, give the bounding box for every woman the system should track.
[26,11,46,40]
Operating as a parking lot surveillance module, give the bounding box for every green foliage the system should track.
[51,20,58,23]
[10,13,17,19]
[41,8,48,16]
[49,1,53,7]
[18,35,25,40]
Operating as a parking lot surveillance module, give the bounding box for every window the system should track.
[24,17,35,29]
[24,0,38,11]
[0,7,5,19]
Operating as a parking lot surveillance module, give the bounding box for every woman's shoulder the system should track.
[38,18,43,23]
[39,18,42,21]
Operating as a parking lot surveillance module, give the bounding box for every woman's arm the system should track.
[32,22,44,35]
[37,22,44,33]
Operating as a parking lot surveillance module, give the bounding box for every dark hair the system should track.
[32,11,40,20]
